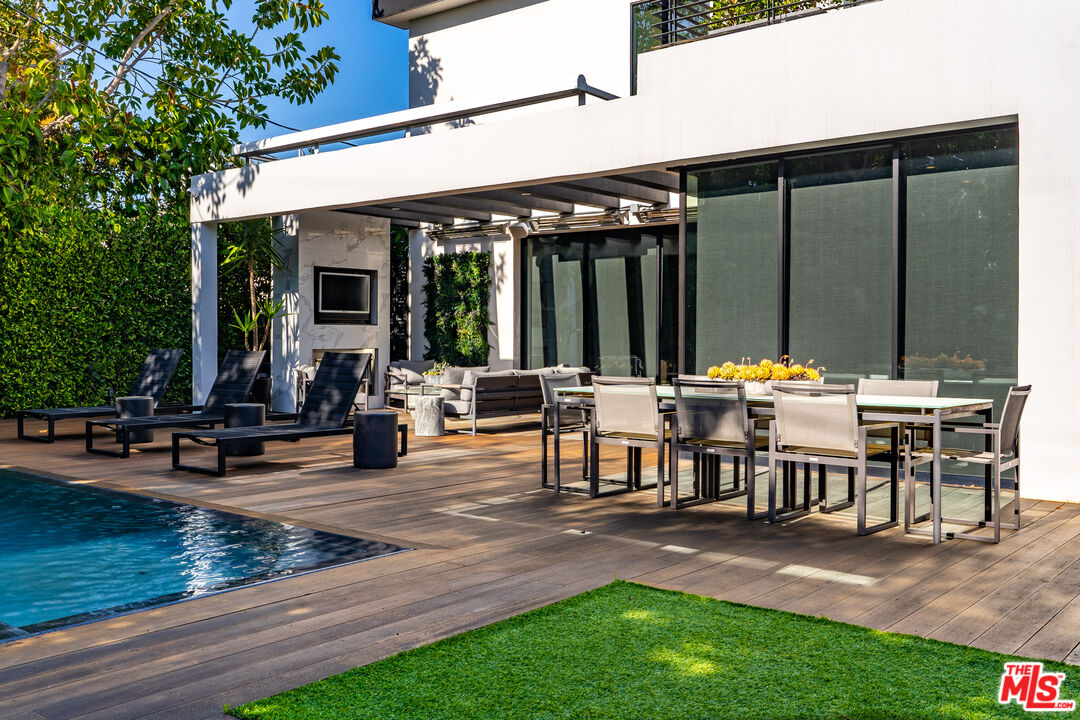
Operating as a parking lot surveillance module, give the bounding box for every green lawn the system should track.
[229,581,1077,720]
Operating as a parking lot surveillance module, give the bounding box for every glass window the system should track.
[686,163,779,373]
[903,129,1019,410]
[526,240,585,368]
[788,148,893,383]
[523,227,676,378]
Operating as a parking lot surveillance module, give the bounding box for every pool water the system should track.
[0,470,406,639]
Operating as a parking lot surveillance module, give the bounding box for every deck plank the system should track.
[0,414,1074,720]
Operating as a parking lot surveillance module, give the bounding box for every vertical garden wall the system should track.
[423,251,492,366]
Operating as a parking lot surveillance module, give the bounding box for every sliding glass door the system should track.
[523,226,677,380]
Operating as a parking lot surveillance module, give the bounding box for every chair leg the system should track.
[768,454,778,523]
[857,458,868,535]
[589,436,600,497]
[669,444,679,510]
[540,407,550,489]
[656,439,665,508]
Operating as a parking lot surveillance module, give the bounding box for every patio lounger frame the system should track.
[16,349,185,442]
[170,351,385,476]
[171,422,408,477]
[83,350,265,458]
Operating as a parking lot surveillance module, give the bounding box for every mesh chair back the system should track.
[772,383,859,453]
[592,376,658,437]
[540,373,584,406]
[672,379,748,445]
[203,351,266,412]
[129,349,183,403]
[298,351,371,427]
[857,378,939,397]
[998,385,1031,456]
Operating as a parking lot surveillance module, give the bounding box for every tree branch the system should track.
[102,2,176,97]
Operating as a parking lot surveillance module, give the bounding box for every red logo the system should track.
[999,662,1076,711]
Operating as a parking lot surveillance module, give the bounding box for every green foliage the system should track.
[231,580,1078,720]
[0,0,340,222]
[423,252,491,366]
[220,219,285,351]
[0,196,192,415]
[390,226,410,361]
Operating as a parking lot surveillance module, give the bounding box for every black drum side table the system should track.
[224,403,265,456]
[115,395,154,444]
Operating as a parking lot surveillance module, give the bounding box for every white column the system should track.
[491,236,519,369]
[190,222,218,404]
[408,228,433,361]
[271,215,300,412]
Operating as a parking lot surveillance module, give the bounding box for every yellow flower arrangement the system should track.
[707,356,825,383]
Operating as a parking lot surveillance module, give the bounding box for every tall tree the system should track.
[0,0,339,227]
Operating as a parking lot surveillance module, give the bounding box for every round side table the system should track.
[224,403,265,456]
[353,411,400,469]
[115,395,154,444]
[412,396,445,437]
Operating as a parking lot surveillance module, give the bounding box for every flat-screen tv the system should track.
[314,267,375,324]
[319,272,370,314]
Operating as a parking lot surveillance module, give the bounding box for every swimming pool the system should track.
[0,469,407,640]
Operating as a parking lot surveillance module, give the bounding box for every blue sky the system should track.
[232,0,409,143]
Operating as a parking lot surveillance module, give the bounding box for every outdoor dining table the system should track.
[552,385,994,544]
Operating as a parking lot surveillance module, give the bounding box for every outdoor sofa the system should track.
[16,348,185,443]
[171,351,396,476]
[442,365,589,435]
[84,350,266,458]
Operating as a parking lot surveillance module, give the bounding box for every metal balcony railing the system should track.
[632,0,876,52]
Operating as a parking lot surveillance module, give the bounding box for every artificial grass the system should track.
[229,581,1078,720]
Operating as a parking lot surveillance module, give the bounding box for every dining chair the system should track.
[590,376,668,503]
[857,378,939,397]
[858,377,940,520]
[540,372,592,491]
[768,383,900,535]
[669,378,769,518]
[906,385,1030,542]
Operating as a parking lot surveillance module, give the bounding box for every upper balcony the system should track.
[372,0,482,28]
[633,0,878,53]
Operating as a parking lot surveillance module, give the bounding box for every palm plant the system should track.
[220,220,291,351]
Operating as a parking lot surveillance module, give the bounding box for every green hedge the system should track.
[423,251,491,366]
[0,208,193,416]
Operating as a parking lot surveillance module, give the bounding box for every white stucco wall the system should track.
[408,0,633,112]
[193,0,1080,502]
[286,212,391,408]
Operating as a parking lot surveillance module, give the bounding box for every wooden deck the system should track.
[1,413,1079,720]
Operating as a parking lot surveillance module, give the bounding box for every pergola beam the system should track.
[512,184,621,210]
[555,177,670,205]
[611,170,681,193]
[421,194,530,219]
[342,206,459,226]
[389,200,493,223]
[466,190,574,215]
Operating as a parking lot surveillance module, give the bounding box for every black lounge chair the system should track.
[16,349,185,443]
[172,351,399,476]
[85,350,265,458]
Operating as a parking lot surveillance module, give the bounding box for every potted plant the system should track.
[705,356,824,396]
[423,361,449,385]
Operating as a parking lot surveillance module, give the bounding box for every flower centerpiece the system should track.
[705,356,824,395]
[423,361,449,385]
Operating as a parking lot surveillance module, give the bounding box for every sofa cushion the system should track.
[555,366,590,375]
[440,365,490,400]
[442,398,472,416]
[389,360,434,384]
[460,369,515,402]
